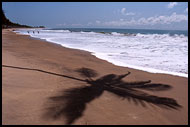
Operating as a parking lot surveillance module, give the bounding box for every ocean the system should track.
[14,28,188,78]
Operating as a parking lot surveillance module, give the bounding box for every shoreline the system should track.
[2,29,188,125]
[14,28,188,78]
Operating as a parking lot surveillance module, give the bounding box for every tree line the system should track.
[2,9,45,29]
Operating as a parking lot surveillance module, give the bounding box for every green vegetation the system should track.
[2,9,45,29]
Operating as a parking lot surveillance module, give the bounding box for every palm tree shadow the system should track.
[44,67,181,125]
[2,65,181,124]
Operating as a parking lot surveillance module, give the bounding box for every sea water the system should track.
[14,28,188,78]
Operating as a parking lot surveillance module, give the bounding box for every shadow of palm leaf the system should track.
[45,84,104,125]
[2,65,181,124]
[75,67,98,80]
[45,68,181,124]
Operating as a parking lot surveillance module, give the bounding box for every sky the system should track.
[2,2,188,30]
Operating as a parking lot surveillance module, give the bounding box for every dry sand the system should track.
[2,29,188,125]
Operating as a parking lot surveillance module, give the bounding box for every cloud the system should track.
[96,20,101,24]
[121,8,135,16]
[99,13,188,27]
[121,8,126,14]
[87,22,92,26]
[185,8,188,12]
[138,12,188,25]
[167,2,178,8]
[71,23,83,27]
[56,23,67,26]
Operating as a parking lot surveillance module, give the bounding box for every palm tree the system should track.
[44,68,181,125]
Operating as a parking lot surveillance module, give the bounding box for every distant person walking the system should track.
[37,31,39,34]
[27,31,29,34]
[33,31,35,34]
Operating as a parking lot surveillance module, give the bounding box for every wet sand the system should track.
[2,29,188,125]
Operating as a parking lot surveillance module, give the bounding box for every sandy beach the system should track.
[2,29,188,125]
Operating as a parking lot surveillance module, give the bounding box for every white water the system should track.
[14,29,188,78]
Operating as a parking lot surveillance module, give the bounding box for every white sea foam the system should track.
[111,32,124,36]
[14,29,188,78]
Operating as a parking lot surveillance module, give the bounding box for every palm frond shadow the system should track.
[45,67,181,125]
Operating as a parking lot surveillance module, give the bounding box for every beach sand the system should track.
[2,29,188,125]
